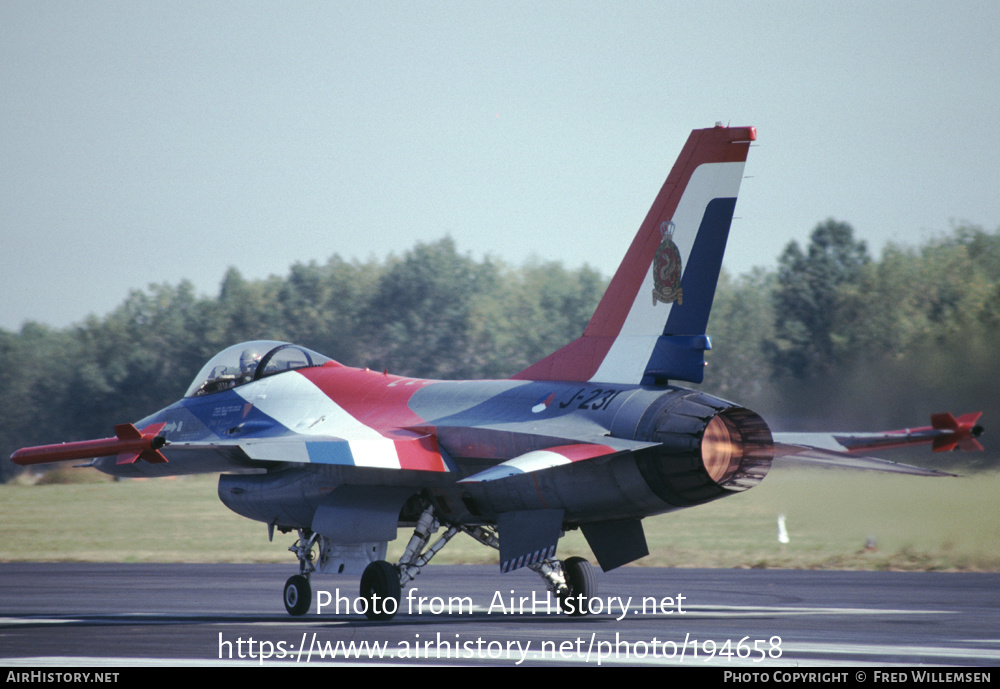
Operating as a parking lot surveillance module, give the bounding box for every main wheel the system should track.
[284,574,311,616]
[558,556,597,616]
[359,560,401,621]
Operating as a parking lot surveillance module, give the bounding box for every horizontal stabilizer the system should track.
[773,443,956,476]
[773,411,983,471]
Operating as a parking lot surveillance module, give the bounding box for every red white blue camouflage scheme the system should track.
[12,125,983,620]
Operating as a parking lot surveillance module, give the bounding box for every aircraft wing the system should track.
[10,425,450,474]
[231,431,449,471]
[772,412,983,477]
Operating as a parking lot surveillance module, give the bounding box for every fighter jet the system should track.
[12,125,983,620]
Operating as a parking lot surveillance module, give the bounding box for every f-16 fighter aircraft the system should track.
[12,125,983,620]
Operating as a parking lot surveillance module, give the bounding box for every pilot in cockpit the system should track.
[239,348,262,384]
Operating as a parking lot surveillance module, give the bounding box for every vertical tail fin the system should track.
[513,124,756,385]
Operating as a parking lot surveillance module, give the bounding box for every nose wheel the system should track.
[283,528,318,616]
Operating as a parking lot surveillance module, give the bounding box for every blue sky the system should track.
[3,1,999,329]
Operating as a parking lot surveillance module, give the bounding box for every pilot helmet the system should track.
[239,348,262,377]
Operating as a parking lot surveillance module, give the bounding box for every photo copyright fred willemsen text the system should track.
[217,588,784,664]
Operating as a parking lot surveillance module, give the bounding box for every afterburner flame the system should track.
[698,407,773,492]
[702,414,744,484]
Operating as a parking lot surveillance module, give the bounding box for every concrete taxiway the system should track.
[1,564,997,666]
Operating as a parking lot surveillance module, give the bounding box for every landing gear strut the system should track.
[558,556,598,615]
[355,502,463,621]
[284,529,319,616]
[352,502,504,621]
[530,555,597,616]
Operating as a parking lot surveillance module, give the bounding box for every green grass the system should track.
[2,468,998,570]
[635,468,1000,571]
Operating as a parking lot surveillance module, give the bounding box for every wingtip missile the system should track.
[929,412,984,452]
[826,411,985,455]
[11,423,169,466]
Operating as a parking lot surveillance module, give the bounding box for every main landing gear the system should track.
[527,555,598,617]
[283,574,311,616]
[283,505,597,621]
[359,560,400,621]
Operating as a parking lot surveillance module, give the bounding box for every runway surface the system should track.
[1,563,998,666]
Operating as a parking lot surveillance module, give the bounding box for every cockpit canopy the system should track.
[184,340,333,397]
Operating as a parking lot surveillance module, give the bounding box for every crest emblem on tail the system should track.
[652,220,683,305]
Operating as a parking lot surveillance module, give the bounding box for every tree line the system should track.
[3,223,997,480]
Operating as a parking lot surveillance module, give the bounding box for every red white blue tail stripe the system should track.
[513,125,755,386]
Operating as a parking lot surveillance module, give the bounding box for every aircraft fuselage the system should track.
[95,363,773,533]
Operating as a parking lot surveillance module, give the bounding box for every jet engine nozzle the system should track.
[697,407,772,491]
[612,389,773,508]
